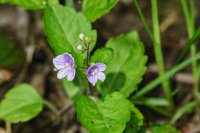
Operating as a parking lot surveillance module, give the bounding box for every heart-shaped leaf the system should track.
[0,84,43,123]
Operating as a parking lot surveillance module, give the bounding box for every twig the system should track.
[58,102,73,116]
[5,122,11,133]
[43,100,59,117]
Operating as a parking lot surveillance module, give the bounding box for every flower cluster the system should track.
[53,53,106,86]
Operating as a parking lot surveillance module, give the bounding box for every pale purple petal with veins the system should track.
[67,69,76,81]
[63,53,75,67]
[57,68,68,79]
[96,63,106,71]
[88,75,98,86]
[97,72,105,81]
[53,55,66,69]
[53,53,76,81]
[87,63,106,86]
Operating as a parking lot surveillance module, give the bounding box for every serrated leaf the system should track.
[91,47,113,64]
[83,0,119,22]
[123,105,144,133]
[0,84,43,123]
[98,31,147,97]
[75,92,132,133]
[0,0,58,10]
[44,5,97,66]
[151,124,181,133]
[0,38,24,68]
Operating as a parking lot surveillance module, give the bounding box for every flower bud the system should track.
[76,44,82,51]
[85,36,92,44]
[79,33,85,41]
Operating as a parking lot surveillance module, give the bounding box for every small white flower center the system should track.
[65,63,71,69]
[92,69,97,75]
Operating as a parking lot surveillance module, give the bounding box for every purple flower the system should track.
[87,63,106,86]
[53,53,76,81]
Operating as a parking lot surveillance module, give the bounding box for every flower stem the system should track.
[151,0,174,112]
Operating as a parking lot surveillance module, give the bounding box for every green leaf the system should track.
[98,31,147,97]
[123,105,144,133]
[91,47,113,64]
[0,0,58,10]
[44,5,97,66]
[83,0,119,22]
[0,38,24,68]
[62,77,81,99]
[0,84,43,123]
[151,124,181,133]
[75,92,132,133]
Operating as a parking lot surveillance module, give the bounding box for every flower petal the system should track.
[67,69,76,81]
[53,55,66,69]
[63,53,75,67]
[88,74,98,86]
[96,63,106,71]
[57,68,68,79]
[97,72,106,82]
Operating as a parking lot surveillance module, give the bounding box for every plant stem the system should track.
[133,0,154,41]
[86,44,90,67]
[181,0,200,106]
[151,0,174,111]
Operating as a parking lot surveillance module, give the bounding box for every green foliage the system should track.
[98,31,147,97]
[133,52,200,99]
[151,124,181,133]
[133,97,169,107]
[0,0,58,10]
[0,38,24,68]
[123,105,144,133]
[91,48,113,64]
[0,84,43,123]
[44,5,97,89]
[82,0,119,22]
[75,92,134,133]
[62,77,81,99]
[44,5,97,66]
